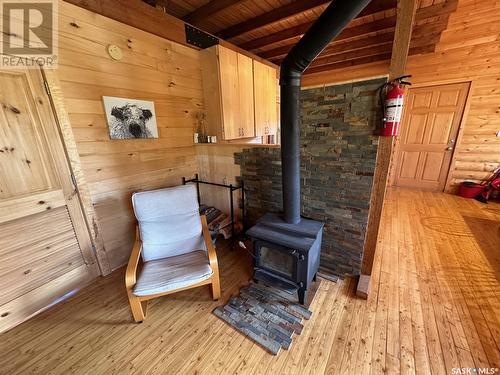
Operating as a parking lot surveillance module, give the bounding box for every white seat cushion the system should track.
[132,185,205,261]
[133,250,213,297]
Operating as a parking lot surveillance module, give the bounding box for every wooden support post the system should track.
[357,0,417,299]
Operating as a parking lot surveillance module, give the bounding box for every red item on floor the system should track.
[458,182,485,198]
[491,178,500,190]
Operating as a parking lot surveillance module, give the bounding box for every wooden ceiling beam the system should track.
[257,1,455,60]
[183,0,244,25]
[306,53,392,74]
[217,0,331,40]
[304,43,434,74]
[239,0,396,51]
[270,31,395,63]
[309,43,394,68]
[311,22,443,63]
[317,32,395,59]
[353,0,396,19]
[242,12,396,52]
[258,16,396,59]
[271,25,439,66]
[154,0,189,18]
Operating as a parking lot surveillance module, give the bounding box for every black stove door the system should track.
[254,240,299,282]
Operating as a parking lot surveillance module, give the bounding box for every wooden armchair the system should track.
[125,185,220,322]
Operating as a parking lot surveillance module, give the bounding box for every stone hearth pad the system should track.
[213,281,318,355]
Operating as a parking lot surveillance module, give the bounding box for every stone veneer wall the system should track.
[235,77,386,277]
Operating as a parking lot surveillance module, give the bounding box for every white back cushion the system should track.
[132,185,206,261]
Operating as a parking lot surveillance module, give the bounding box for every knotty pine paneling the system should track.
[195,144,281,223]
[302,0,500,192]
[0,208,84,306]
[57,1,201,270]
[196,144,245,219]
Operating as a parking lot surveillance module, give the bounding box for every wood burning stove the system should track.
[246,0,371,305]
[247,213,323,304]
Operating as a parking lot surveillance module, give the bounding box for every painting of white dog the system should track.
[103,96,158,139]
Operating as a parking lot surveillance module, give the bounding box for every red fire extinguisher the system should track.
[380,75,412,136]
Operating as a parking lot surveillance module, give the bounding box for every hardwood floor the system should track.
[1,189,499,374]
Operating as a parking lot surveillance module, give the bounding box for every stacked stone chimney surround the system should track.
[235,78,386,277]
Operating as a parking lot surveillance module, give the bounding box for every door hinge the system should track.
[70,173,77,187]
[43,80,50,95]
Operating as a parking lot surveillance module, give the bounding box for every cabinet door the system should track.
[253,60,267,137]
[254,61,278,137]
[218,46,255,140]
[218,46,240,140]
[267,67,278,135]
[237,53,255,139]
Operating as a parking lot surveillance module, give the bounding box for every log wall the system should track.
[302,0,500,191]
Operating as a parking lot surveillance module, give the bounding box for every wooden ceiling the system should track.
[146,0,458,74]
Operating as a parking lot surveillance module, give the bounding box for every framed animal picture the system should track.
[103,96,158,139]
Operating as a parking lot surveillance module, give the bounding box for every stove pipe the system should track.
[280,0,372,224]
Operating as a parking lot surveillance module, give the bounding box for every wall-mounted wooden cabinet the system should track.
[200,45,278,142]
[253,60,278,137]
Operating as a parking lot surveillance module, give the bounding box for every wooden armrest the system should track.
[125,226,142,291]
[201,215,219,273]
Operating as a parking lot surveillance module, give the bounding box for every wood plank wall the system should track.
[195,144,280,222]
[56,1,202,270]
[196,144,243,218]
[302,0,500,191]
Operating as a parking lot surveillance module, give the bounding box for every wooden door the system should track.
[393,82,469,191]
[254,61,278,137]
[0,67,99,332]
